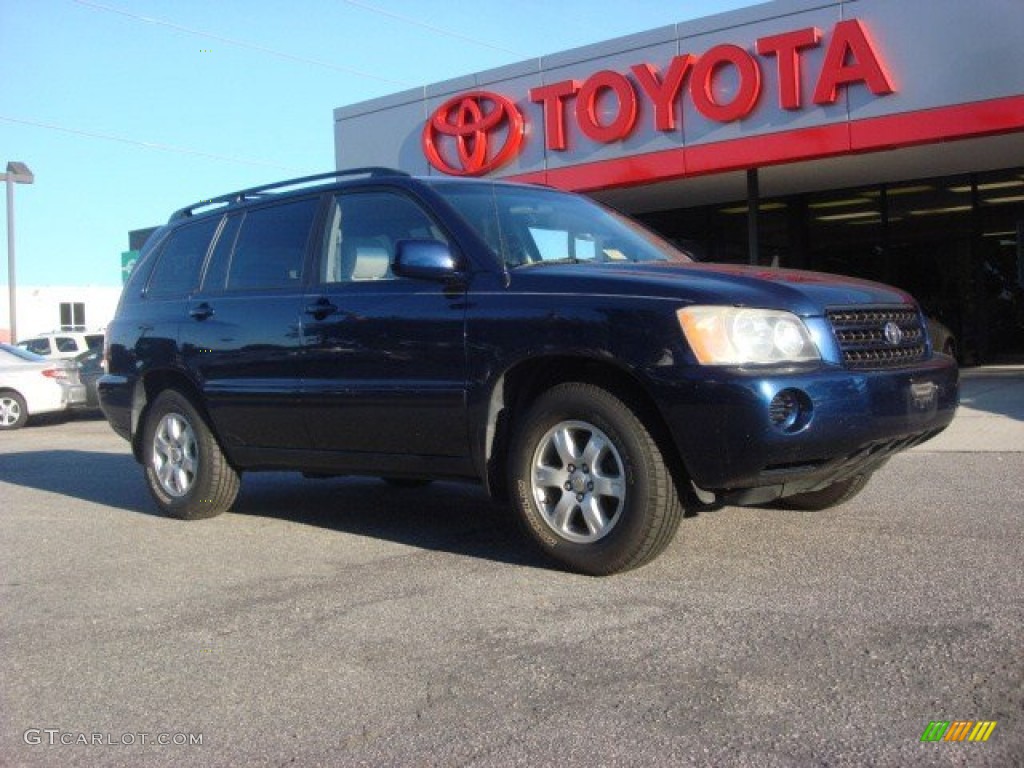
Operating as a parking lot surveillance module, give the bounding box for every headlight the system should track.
[677,306,820,365]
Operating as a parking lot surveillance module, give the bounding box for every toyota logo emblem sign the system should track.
[418,20,896,177]
[884,321,904,346]
[422,91,525,176]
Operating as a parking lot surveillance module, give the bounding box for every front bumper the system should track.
[650,355,959,504]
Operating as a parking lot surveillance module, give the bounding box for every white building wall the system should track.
[0,286,123,343]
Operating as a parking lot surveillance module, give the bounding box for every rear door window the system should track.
[55,337,79,353]
[199,214,242,294]
[225,198,319,292]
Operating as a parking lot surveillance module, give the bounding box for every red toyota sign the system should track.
[422,19,894,175]
[421,91,526,176]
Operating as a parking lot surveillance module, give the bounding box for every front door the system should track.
[301,188,468,459]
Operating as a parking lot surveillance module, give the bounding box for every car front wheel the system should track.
[509,383,683,576]
[142,390,240,519]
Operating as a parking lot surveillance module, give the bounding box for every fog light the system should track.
[769,388,811,432]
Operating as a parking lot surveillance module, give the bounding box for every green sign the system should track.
[121,250,139,285]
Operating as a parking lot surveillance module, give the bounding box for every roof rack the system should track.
[169,167,409,221]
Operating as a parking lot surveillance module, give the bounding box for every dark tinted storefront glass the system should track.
[974,170,1024,357]
[638,167,1024,362]
[807,188,883,282]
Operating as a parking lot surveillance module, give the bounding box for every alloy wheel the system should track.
[530,419,626,544]
[152,412,198,498]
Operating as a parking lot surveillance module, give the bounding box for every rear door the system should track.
[182,196,321,450]
[301,188,469,459]
[134,215,222,385]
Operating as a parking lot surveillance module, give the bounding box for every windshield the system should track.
[432,182,691,269]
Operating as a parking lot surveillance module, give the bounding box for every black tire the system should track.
[382,477,433,489]
[142,390,240,520]
[775,473,872,511]
[942,338,956,358]
[509,382,683,576]
[0,390,29,430]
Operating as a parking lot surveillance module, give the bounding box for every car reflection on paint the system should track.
[74,348,105,409]
[926,317,957,359]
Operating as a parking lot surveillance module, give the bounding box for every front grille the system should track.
[827,307,927,370]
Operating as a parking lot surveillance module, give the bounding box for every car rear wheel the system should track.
[143,390,240,519]
[509,383,683,576]
[0,391,28,430]
[774,473,872,511]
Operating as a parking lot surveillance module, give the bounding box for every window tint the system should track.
[121,228,168,303]
[55,337,79,353]
[147,218,220,299]
[85,334,104,351]
[23,338,51,356]
[200,214,241,293]
[320,191,447,284]
[226,198,318,291]
[122,253,154,302]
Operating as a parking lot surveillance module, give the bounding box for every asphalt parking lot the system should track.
[1,370,1021,767]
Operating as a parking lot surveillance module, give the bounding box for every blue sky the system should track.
[1,0,754,286]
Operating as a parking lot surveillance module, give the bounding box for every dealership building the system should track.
[334,0,1024,362]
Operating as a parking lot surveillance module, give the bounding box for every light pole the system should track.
[2,161,34,343]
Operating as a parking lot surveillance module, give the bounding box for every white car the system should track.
[15,331,104,360]
[0,344,87,430]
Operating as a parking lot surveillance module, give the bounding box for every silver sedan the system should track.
[0,343,87,429]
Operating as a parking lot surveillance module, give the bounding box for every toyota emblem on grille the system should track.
[884,321,904,346]
[422,91,525,176]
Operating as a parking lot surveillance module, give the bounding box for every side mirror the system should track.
[392,240,462,282]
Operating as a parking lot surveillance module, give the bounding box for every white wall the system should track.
[0,285,123,343]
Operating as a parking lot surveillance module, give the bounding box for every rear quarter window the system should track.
[146,217,221,299]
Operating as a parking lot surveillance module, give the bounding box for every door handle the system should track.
[189,303,214,321]
[304,298,339,319]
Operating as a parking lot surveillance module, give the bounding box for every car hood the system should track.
[508,261,916,316]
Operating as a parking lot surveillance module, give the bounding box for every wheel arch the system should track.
[482,355,688,504]
[130,368,213,463]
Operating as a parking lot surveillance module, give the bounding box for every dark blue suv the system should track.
[99,169,958,575]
